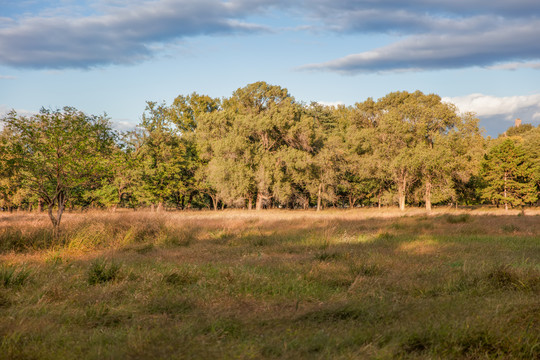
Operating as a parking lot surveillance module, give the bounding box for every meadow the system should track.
[0,208,539,359]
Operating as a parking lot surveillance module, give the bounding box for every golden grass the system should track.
[0,208,539,359]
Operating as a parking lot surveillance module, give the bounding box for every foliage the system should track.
[1,107,115,232]
[2,84,540,211]
[480,139,538,209]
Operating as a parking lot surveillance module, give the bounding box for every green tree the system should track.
[480,139,537,210]
[198,82,302,210]
[1,107,115,234]
[133,102,189,211]
[372,91,460,211]
[0,125,25,210]
[168,93,221,209]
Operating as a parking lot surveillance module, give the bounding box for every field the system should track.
[0,208,539,359]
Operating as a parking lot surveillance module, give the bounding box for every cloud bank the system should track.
[0,0,276,69]
[1,0,540,71]
[300,0,540,73]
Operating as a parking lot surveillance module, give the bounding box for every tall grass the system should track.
[0,209,538,359]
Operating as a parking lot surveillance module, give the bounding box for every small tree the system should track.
[480,139,537,210]
[2,107,115,235]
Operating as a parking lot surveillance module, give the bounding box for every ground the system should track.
[0,208,539,359]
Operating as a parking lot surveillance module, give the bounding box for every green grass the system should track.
[0,209,539,359]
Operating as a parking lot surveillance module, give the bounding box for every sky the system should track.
[1,0,540,137]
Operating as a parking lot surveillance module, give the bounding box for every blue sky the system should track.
[1,0,540,136]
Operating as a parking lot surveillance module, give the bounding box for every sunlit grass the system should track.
[0,208,539,359]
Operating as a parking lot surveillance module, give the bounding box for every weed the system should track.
[163,269,199,287]
[87,258,121,285]
[314,251,341,262]
[352,263,382,276]
[146,294,194,318]
[156,228,193,247]
[297,303,369,323]
[84,304,126,327]
[45,251,63,265]
[0,264,31,287]
[390,222,405,230]
[485,264,540,291]
[0,290,11,307]
[501,224,520,233]
[133,243,155,254]
[203,317,245,339]
[445,214,471,223]
[376,231,394,241]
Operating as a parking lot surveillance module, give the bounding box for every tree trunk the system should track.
[425,178,432,212]
[211,195,218,211]
[248,196,253,210]
[504,172,508,211]
[397,172,407,211]
[38,199,43,212]
[256,193,263,211]
[48,192,66,238]
[317,183,323,211]
[348,195,357,209]
[157,202,164,212]
[187,192,193,209]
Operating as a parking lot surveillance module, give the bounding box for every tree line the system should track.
[1,82,539,231]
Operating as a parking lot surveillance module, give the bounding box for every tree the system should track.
[197,82,302,210]
[1,107,115,234]
[480,139,537,210]
[371,91,461,211]
[168,93,221,209]
[132,102,189,211]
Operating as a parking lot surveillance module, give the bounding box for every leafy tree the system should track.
[480,139,537,210]
[371,91,461,211]
[133,102,189,211]
[84,137,138,211]
[1,107,115,234]
[447,113,485,207]
[168,93,221,209]
[522,126,540,193]
[198,82,302,210]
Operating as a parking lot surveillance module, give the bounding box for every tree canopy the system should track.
[1,82,538,221]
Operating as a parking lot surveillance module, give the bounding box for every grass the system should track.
[0,208,539,359]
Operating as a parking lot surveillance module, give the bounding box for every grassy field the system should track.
[0,208,539,359]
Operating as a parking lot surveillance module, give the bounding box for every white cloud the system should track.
[0,75,16,79]
[0,0,275,69]
[442,93,540,119]
[487,62,540,70]
[2,0,540,71]
[112,119,137,131]
[300,21,540,73]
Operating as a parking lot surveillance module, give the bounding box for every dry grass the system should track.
[0,208,539,359]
